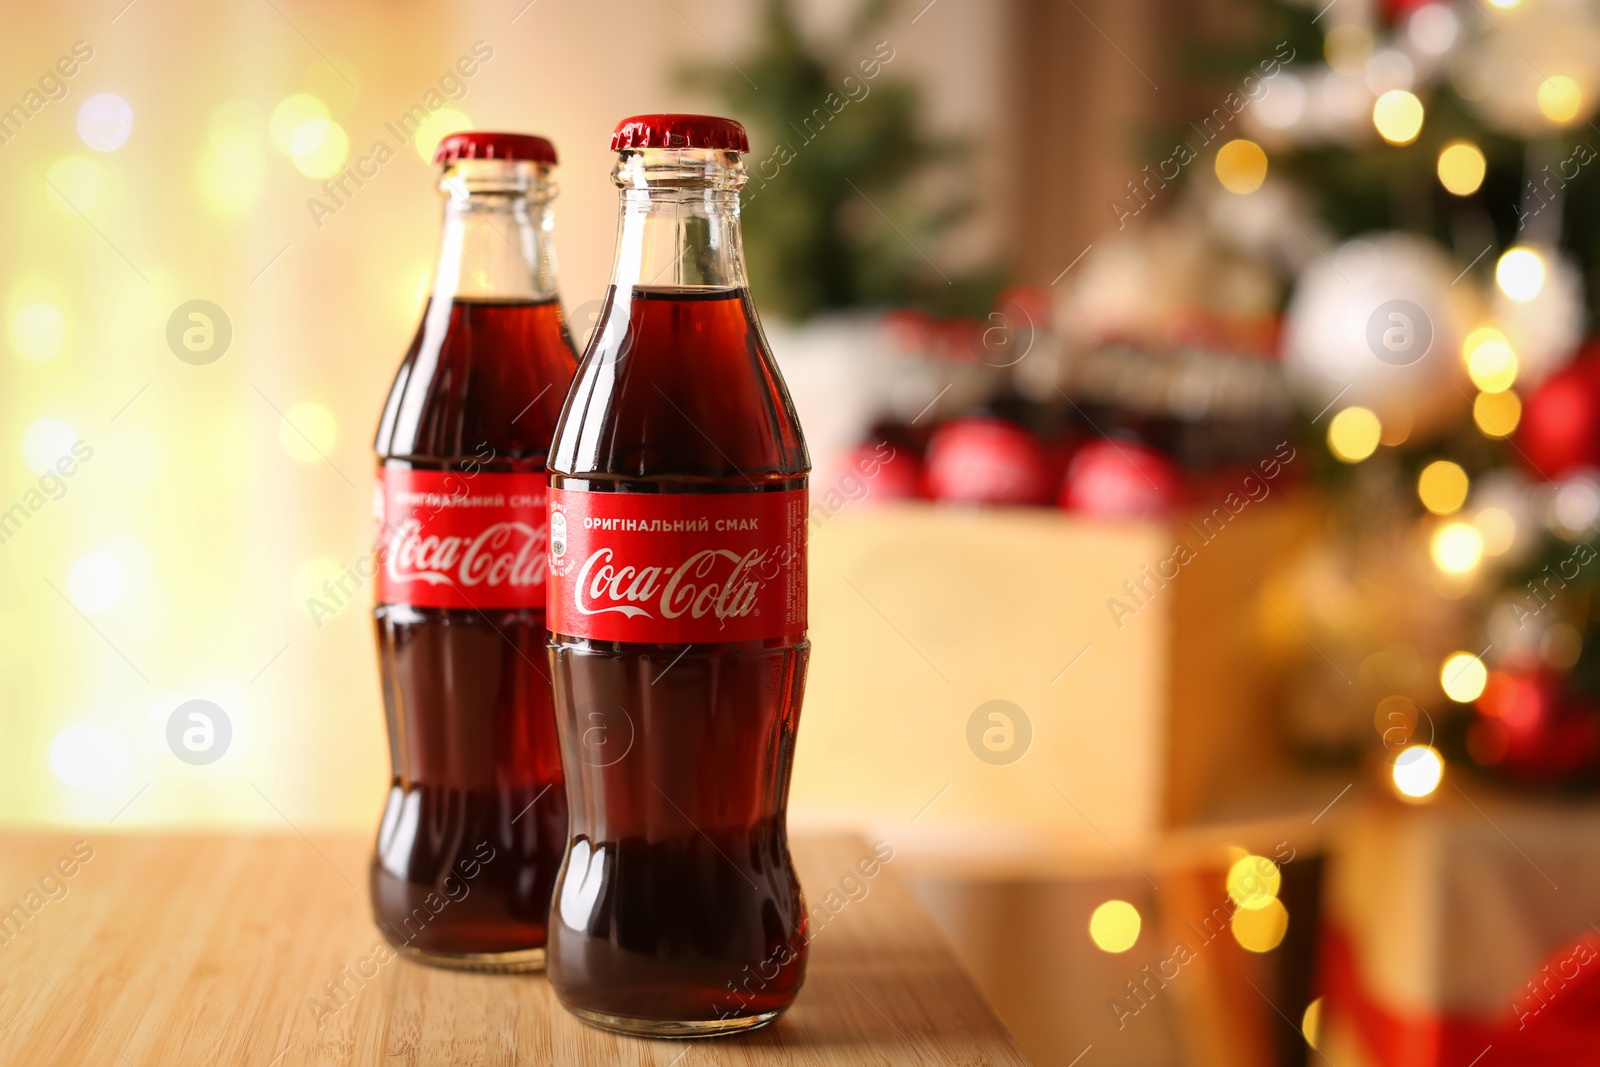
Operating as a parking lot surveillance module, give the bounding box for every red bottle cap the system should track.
[433,132,558,166]
[610,114,749,153]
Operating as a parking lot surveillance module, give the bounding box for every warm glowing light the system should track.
[293,558,348,613]
[1475,507,1516,555]
[1328,407,1382,463]
[1467,340,1518,393]
[1417,461,1469,515]
[413,108,473,162]
[76,92,133,152]
[1227,855,1282,910]
[1432,522,1484,573]
[50,725,130,790]
[1303,998,1323,1049]
[1487,0,1521,7]
[9,302,66,362]
[68,552,127,613]
[46,156,104,214]
[21,417,80,474]
[1437,141,1486,195]
[269,94,329,156]
[200,147,263,215]
[1325,24,1374,75]
[1089,900,1141,953]
[1473,390,1521,438]
[1215,139,1268,194]
[209,100,265,157]
[289,118,349,179]
[1373,90,1425,145]
[1393,744,1444,797]
[1231,898,1289,952]
[1441,652,1488,702]
[279,401,337,463]
[1538,76,1583,124]
[1496,248,1547,301]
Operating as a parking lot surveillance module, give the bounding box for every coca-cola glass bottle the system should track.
[370,132,577,971]
[545,114,811,1036]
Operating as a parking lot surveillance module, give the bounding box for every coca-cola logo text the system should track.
[574,547,766,622]
[386,518,547,590]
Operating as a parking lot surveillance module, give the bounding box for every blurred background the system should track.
[7,0,1600,1063]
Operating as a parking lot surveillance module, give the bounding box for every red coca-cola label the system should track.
[547,487,807,643]
[375,467,548,609]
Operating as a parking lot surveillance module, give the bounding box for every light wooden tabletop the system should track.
[0,832,1031,1066]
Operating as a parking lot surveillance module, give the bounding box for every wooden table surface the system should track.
[0,832,1031,1066]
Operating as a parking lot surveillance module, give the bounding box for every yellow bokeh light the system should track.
[1231,897,1289,952]
[1418,460,1469,515]
[1473,389,1521,438]
[1467,340,1517,393]
[46,156,104,214]
[1227,855,1281,911]
[1215,139,1268,194]
[269,94,329,156]
[279,401,338,463]
[1374,90,1425,145]
[1441,651,1488,702]
[9,302,66,362]
[1432,522,1483,574]
[1328,407,1382,463]
[1088,900,1141,953]
[1538,76,1583,124]
[1496,248,1546,302]
[1393,744,1444,798]
[209,100,265,158]
[21,417,80,474]
[413,108,474,163]
[1488,0,1521,6]
[289,118,349,180]
[1325,24,1373,75]
[200,147,263,215]
[1437,141,1486,196]
[1303,998,1323,1050]
[1475,506,1516,555]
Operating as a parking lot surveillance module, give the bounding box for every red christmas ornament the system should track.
[1517,346,1600,479]
[925,418,1051,506]
[1059,439,1182,518]
[1472,667,1600,782]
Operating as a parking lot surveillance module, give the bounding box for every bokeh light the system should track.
[1441,652,1488,702]
[1088,900,1141,953]
[1325,24,1373,75]
[269,94,329,156]
[1436,141,1485,196]
[1431,522,1483,574]
[1373,89,1424,145]
[1328,407,1381,463]
[1538,75,1583,124]
[46,156,105,214]
[9,301,66,362]
[1418,461,1469,515]
[289,118,350,180]
[21,417,80,474]
[76,92,134,151]
[279,401,338,463]
[68,552,127,613]
[1474,507,1516,555]
[1231,897,1289,952]
[413,107,474,162]
[1215,139,1268,194]
[1226,855,1281,910]
[50,725,130,790]
[1303,998,1323,1049]
[1466,338,1517,393]
[200,147,264,215]
[1473,390,1521,438]
[1393,744,1444,798]
[1496,248,1547,301]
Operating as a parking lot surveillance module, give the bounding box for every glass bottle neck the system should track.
[432,161,559,302]
[609,149,749,292]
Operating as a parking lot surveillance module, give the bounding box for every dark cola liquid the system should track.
[547,287,811,1031]
[372,297,576,966]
